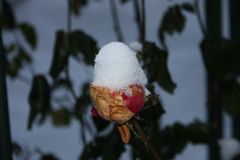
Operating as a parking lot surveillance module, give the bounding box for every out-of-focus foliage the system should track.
[141,42,176,93]
[28,75,51,129]
[2,0,240,160]
[201,37,240,117]
[2,0,37,78]
[158,3,194,48]
[70,0,88,16]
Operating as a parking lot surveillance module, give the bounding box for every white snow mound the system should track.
[92,42,147,90]
[219,138,240,160]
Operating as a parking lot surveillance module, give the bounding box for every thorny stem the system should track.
[132,119,161,160]
[109,0,124,42]
[194,0,207,36]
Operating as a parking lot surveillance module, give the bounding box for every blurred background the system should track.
[1,0,240,160]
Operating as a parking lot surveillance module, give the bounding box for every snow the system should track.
[129,41,143,53]
[219,139,240,160]
[92,42,147,90]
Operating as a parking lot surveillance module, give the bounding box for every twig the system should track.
[66,0,87,145]
[133,0,141,38]
[65,0,78,101]
[80,119,87,145]
[194,0,207,36]
[140,0,146,44]
[109,0,124,42]
[132,119,161,160]
[67,0,72,34]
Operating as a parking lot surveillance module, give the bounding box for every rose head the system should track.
[90,84,145,124]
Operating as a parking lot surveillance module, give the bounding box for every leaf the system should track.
[6,46,32,78]
[6,55,22,78]
[181,3,195,13]
[187,121,210,144]
[80,127,124,160]
[142,42,176,93]
[2,0,16,29]
[154,121,209,159]
[93,117,110,132]
[221,80,240,116]
[51,108,71,126]
[200,37,240,79]
[49,30,68,79]
[68,30,98,64]
[18,47,32,63]
[158,5,186,47]
[18,23,37,49]
[71,0,88,16]
[28,75,51,130]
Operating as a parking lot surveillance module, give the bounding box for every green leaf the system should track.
[142,42,176,93]
[49,30,68,79]
[71,0,88,16]
[200,38,240,79]
[2,1,16,29]
[28,75,51,130]
[51,108,71,127]
[19,23,37,49]
[158,5,186,47]
[181,3,195,13]
[68,30,98,64]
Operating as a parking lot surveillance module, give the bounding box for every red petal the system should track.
[91,107,100,118]
[122,86,144,113]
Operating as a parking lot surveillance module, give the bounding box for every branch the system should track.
[132,119,161,160]
[65,0,78,101]
[109,0,124,42]
[194,0,207,36]
[67,0,72,34]
[140,0,146,44]
[133,0,141,40]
